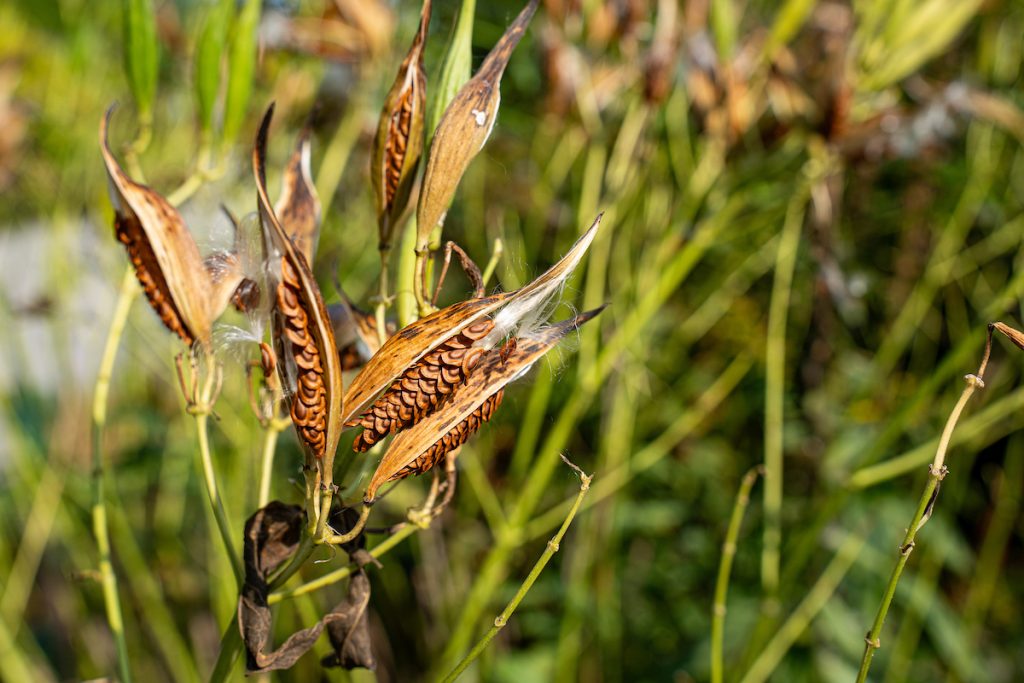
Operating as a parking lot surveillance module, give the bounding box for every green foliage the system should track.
[2,0,1024,682]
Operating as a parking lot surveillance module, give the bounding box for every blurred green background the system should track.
[2,0,1024,681]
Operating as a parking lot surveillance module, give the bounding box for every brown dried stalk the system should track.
[372,0,431,250]
[347,319,495,451]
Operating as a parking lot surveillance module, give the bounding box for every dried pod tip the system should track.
[992,322,1024,351]
[100,105,213,347]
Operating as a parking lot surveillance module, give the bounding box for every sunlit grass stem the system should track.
[855,328,993,683]
[442,458,592,683]
[711,466,762,683]
[90,265,138,683]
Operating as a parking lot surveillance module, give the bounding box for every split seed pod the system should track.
[341,214,601,425]
[328,297,392,371]
[254,105,344,471]
[372,0,431,250]
[363,308,605,502]
[275,127,322,266]
[101,107,226,347]
[415,0,539,250]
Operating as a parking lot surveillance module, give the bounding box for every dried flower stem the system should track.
[441,456,592,683]
[855,327,993,683]
[91,265,137,683]
[711,466,763,683]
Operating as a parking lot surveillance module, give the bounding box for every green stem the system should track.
[395,216,420,327]
[374,246,392,348]
[855,347,990,683]
[762,179,809,603]
[91,266,138,683]
[256,419,286,509]
[442,461,592,683]
[711,466,762,683]
[195,409,243,583]
[739,529,868,683]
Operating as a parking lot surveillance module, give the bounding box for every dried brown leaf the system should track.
[364,307,605,501]
[254,105,344,469]
[100,107,213,346]
[415,0,539,249]
[275,127,322,265]
[372,0,431,250]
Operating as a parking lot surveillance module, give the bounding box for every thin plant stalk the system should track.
[855,329,993,683]
[739,529,868,683]
[90,265,138,683]
[762,178,809,603]
[256,414,288,509]
[190,352,243,583]
[441,457,592,683]
[374,245,392,348]
[711,466,763,683]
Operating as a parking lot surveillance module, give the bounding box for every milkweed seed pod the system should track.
[393,384,504,480]
[372,0,430,251]
[101,107,241,348]
[341,214,601,426]
[364,308,605,502]
[275,127,322,266]
[254,105,344,470]
[347,318,494,451]
[328,298,392,371]
[416,0,539,251]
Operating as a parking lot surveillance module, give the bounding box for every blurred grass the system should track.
[1,0,1024,682]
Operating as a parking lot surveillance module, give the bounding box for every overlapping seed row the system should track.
[348,319,495,451]
[384,87,415,208]
[277,256,327,458]
[115,214,193,344]
[391,388,505,480]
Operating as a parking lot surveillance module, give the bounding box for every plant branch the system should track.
[855,327,993,683]
[91,265,138,683]
[441,456,592,683]
[711,466,762,683]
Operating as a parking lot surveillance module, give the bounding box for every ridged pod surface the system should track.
[114,213,194,344]
[348,319,494,451]
[277,256,328,457]
[392,388,504,480]
[254,105,343,468]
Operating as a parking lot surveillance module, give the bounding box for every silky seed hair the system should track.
[347,318,494,450]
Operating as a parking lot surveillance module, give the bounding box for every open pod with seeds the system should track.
[372,0,431,251]
[341,214,601,427]
[363,307,605,503]
[253,105,345,533]
[415,0,539,252]
[100,107,245,348]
